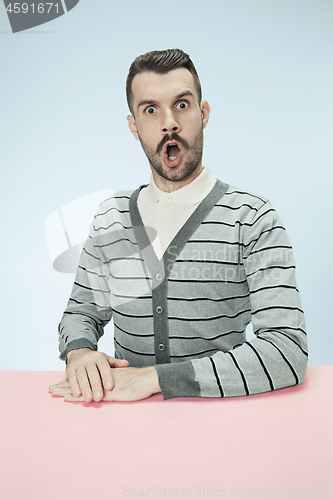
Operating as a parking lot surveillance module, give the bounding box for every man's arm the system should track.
[58,219,112,363]
[154,201,308,399]
[51,199,307,402]
[54,209,131,401]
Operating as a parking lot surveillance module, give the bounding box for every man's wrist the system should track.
[146,366,161,394]
[66,347,93,364]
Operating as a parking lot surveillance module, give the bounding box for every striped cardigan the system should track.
[58,179,308,399]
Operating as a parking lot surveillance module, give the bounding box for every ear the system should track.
[127,115,140,141]
[200,100,210,129]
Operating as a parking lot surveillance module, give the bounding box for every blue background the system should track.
[0,0,332,369]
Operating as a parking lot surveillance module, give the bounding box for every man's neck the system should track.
[151,164,204,193]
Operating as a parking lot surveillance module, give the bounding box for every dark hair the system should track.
[126,48,202,115]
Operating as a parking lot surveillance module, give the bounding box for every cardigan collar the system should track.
[129,178,230,271]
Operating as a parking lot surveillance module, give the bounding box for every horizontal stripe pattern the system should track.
[58,183,308,400]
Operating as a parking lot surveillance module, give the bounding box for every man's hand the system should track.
[49,366,161,402]
[49,348,129,402]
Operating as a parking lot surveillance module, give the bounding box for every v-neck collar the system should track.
[129,179,229,281]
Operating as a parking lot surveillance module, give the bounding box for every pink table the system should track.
[0,367,332,500]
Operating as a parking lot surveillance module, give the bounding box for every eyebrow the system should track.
[137,99,157,110]
[137,90,195,111]
[175,90,195,100]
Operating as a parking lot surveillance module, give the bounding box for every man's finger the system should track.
[49,380,70,391]
[107,356,129,368]
[64,394,85,402]
[84,364,104,402]
[67,369,83,398]
[76,365,94,402]
[50,383,73,397]
[96,358,114,391]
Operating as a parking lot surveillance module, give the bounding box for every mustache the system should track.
[156,133,190,154]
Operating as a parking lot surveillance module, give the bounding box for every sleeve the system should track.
[58,217,113,363]
[155,201,308,399]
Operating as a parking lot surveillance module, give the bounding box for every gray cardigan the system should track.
[58,180,308,399]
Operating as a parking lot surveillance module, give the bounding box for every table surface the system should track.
[0,366,332,500]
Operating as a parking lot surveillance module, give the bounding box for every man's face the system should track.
[127,68,210,190]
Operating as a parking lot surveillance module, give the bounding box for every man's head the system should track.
[126,49,202,116]
[126,49,210,192]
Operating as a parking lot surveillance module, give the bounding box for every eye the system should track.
[176,101,188,110]
[145,106,156,114]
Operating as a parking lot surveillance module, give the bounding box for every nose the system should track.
[161,109,180,135]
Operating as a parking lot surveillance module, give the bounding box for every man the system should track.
[49,49,308,403]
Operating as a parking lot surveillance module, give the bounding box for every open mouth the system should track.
[166,143,181,161]
[162,140,183,168]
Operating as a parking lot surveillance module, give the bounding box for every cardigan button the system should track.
[158,343,165,351]
[156,306,163,314]
[156,273,163,281]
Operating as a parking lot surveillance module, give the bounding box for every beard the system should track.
[138,126,204,183]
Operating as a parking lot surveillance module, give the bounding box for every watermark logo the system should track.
[45,189,164,308]
[45,189,295,309]
[45,189,115,274]
[3,0,80,33]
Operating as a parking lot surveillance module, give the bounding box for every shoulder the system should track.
[210,181,271,224]
[90,189,137,235]
[221,183,269,212]
[217,185,288,244]
[97,189,135,212]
